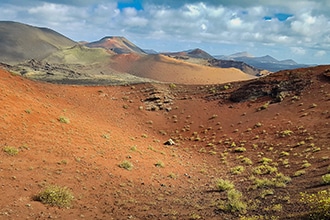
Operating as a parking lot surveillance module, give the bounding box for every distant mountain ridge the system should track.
[162,48,214,59]
[215,52,309,72]
[162,48,263,76]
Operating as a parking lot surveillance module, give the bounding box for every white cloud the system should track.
[291,12,328,37]
[290,47,306,55]
[122,7,138,17]
[228,17,242,28]
[183,3,203,18]
[200,23,207,31]
[315,50,326,57]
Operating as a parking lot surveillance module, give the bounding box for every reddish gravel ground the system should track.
[0,66,329,219]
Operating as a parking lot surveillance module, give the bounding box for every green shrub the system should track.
[155,161,165,168]
[169,83,176,89]
[274,173,292,187]
[257,102,270,111]
[253,177,274,189]
[234,147,247,153]
[253,164,277,175]
[119,160,133,170]
[252,173,291,189]
[294,170,306,177]
[25,109,32,114]
[322,174,330,184]
[190,213,201,219]
[271,204,283,212]
[280,130,293,137]
[300,189,330,219]
[241,157,253,165]
[216,179,234,192]
[258,157,273,164]
[260,189,274,198]
[3,146,19,156]
[218,189,247,214]
[58,116,70,124]
[168,173,177,179]
[280,151,290,157]
[231,165,245,175]
[223,84,232,90]
[36,185,74,208]
[302,161,312,168]
[101,133,110,139]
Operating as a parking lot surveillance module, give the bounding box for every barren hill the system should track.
[111,54,255,84]
[0,21,76,64]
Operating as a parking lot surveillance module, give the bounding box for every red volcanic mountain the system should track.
[86,36,146,54]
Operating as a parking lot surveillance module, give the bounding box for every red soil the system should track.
[0,66,329,219]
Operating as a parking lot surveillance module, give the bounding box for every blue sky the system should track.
[0,0,330,64]
[117,0,143,11]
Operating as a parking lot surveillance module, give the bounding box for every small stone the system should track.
[164,139,175,146]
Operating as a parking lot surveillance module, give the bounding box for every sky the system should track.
[1,0,330,64]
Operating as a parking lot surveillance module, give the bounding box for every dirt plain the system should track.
[0,65,329,220]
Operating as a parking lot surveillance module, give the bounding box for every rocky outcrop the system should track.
[323,68,330,79]
[142,86,174,112]
[229,70,312,103]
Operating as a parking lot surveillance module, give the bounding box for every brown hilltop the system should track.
[0,65,329,219]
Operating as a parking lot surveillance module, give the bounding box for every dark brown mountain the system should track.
[208,58,264,76]
[163,48,214,59]
[0,21,76,63]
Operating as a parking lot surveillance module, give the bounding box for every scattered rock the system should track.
[164,139,175,146]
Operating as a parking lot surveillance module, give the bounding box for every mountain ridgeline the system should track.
[0,21,311,85]
[215,53,310,72]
